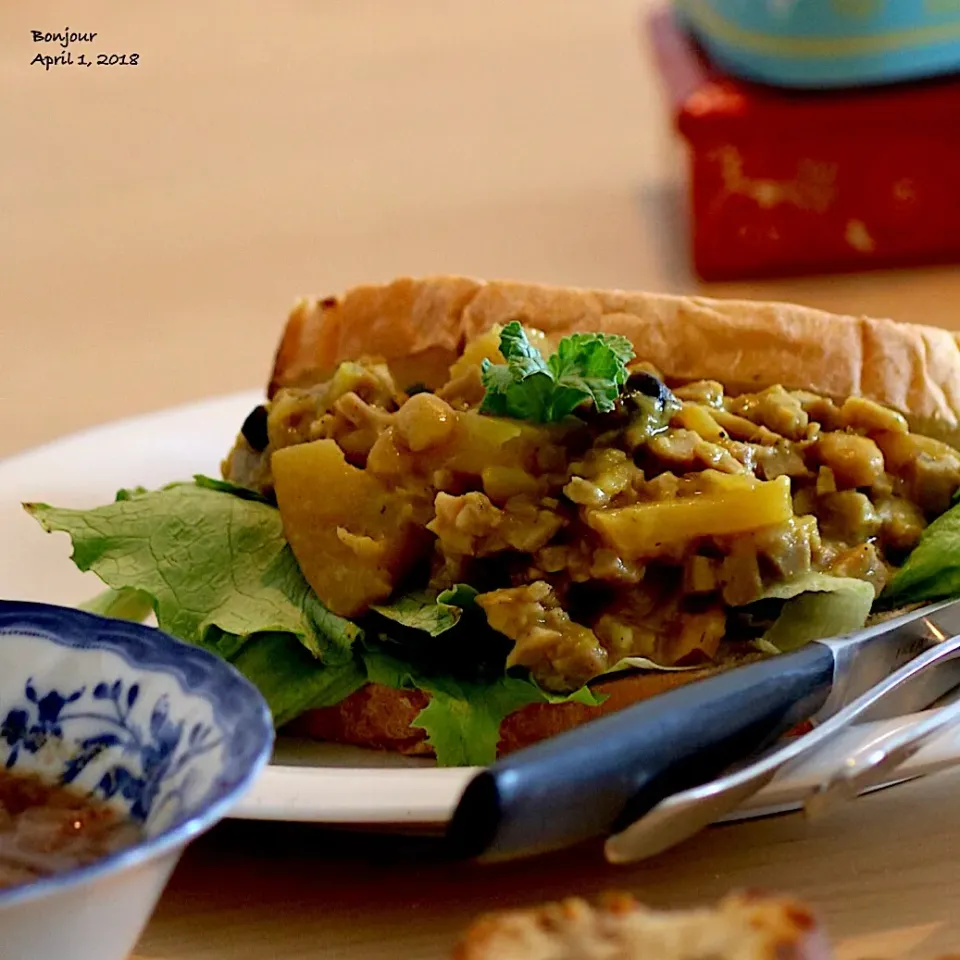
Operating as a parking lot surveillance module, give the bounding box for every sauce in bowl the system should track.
[0,770,141,889]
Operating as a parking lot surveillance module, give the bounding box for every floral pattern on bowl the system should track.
[2,675,223,826]
[0,600,274,960]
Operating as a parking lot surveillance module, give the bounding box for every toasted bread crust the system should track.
[287,660,758,759]
[451,890,831,960]
[271,275,960,427]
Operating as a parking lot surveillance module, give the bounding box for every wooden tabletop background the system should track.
[4,1,960,957]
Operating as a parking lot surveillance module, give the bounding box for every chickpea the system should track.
[815,431,885,488]
[394,392,456,452]
[876,496,927,552]
[840,396,908,435]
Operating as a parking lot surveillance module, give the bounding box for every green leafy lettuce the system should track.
[362,648,601,766]
[25,480,364,727]
[880,501,960,608]
[230,632,366,726]
[371,587,476,637]
[604,656,705,676]
[24,480,595,765]
[752,574,875,654]
[79,586,154,623]
[479,321,635,423]
[25,479,359,661]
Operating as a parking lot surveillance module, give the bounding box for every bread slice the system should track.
[451,890,831,960]
[270,275,960,429]
[267,275,960,758]
[288,659,758,757]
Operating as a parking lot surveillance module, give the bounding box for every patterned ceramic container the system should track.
[674,0,960,88]
[0,600,274,960]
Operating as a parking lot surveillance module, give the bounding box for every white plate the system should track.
[4,391,960,831]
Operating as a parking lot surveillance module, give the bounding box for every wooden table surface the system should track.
[4,2,960,957]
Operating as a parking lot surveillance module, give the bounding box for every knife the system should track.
[445,597,960,861]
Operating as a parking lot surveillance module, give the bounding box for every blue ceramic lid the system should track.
[673,0,960,89]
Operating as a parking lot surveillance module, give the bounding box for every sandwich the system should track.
[451,889,830,960]
[24,276,960,767]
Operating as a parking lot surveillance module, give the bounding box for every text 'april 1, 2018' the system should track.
[30,29,139,70]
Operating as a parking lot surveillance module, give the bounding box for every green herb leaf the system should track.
[881,502,960,608]
[547,331,634,417]
[479,321,635,423]
[24,482,360,663]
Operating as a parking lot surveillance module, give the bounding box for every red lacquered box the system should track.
[647,8,960,281]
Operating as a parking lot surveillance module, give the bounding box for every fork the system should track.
[604,626,960,864]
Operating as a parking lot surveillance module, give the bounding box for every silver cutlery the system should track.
[604,604,960,864]
[448,597,960,861]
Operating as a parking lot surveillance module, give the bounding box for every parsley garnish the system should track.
[479,321,635,423]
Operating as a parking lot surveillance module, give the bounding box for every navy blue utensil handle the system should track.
[446,641,835,861]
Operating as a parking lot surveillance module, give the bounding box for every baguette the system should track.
[451,890,831,960]
[262,276,960,759]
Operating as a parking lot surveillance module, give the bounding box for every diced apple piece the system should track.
[444,412,543,475]
[481,466,542,501]
[447,411,571,476]
[446,325,549,382]
[672,402,725,443]
[874,430,960,472]
[447,327,504,382]
[586,475,793,558]
[272,439,428,617]
[368,408,557,482]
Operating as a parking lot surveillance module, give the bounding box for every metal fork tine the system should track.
[804,687,960,820]
[606,629,960,864]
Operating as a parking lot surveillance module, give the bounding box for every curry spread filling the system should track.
[222,326,960,694]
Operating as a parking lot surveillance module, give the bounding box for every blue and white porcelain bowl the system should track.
[0,600,274,960]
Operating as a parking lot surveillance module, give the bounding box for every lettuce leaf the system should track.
[230,632,366,727]
[26,482,594,757]
[192,473,275,504]
[75,589,364,725]
[754,574,875,653]
[362,648,602,766]
[371,588,471,637]
[603,656,705,676]
[880,501,960,608]
[24,480,360,663]
[79,586,155,623]
[480,321,635,423]
[436,583,480,609]
[24,480,605,762]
